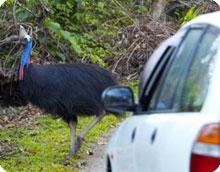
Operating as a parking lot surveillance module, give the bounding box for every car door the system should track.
[111,117,141,172]
[133,25,220,172]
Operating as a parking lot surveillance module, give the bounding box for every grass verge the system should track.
[0,115,122,171]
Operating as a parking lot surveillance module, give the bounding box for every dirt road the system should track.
[79,127,116,172]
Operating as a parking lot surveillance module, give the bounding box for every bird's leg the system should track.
[68,120,77,156]
[76,113,106,151]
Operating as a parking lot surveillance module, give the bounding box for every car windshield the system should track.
[147,26,220,112]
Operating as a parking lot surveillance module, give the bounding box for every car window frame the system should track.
[139,24,217,114]
[139,46,175,111]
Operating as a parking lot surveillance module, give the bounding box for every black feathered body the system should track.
[19,63,116,123]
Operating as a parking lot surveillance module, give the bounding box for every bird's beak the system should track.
[19,25,28,40]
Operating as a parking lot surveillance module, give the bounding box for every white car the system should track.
[102,12,220,172]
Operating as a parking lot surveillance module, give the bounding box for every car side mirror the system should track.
[102,86,136,114]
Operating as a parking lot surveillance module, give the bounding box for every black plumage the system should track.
[20,63,116,123]
[19,63,116,155]
[18,27,117,155]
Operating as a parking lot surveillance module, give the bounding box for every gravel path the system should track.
[79,127,117,172]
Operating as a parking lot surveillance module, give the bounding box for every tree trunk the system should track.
[151,0,169,19]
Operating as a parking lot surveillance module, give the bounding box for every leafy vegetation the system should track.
[0,0,218,73]
[1,0,150,70]
[180,7,203,26]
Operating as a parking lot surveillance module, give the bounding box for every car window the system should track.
[146,26,220,112]
[140,46,175,111]
[178,27,220,111]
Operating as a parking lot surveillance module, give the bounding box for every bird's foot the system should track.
[62,151,74,166]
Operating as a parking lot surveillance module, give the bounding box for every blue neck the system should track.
[20,35,32,67]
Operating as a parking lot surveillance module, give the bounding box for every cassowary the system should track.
[18,27,117,155]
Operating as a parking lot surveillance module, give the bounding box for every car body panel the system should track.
[133,113,218,172]
[108,112,219,172]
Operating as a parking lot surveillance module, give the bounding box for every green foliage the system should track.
[45,0,113,65]
[43,0,149,66]
[0,0,151,81]
[180,7,203,26]
[124,79,139,100]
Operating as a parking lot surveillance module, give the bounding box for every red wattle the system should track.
[19,67,24,80]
